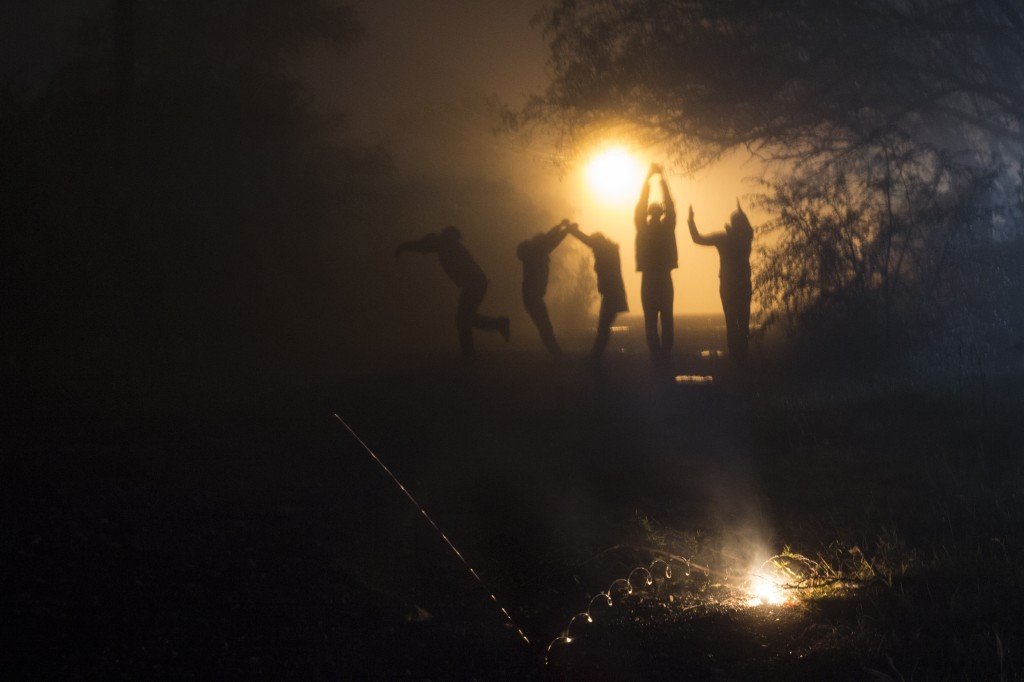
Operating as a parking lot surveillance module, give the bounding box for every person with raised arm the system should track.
[687,202,754,364]
[635,163,678,367]
[517,219,571,358]
[566,222,628,365]
[396,225,509,359]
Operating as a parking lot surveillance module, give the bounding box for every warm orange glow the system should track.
[585,148,645,204]
[573,146,767,315]
[746,574,786,606]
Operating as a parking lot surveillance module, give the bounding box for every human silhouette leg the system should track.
[659,278,675,362]
[734,286,751,362]
[721,285,751,364]
[456,283,486,358]
[590,299,617,361]
[473,313,509,340]
[524,296,562,357]
[641,275,662,358]
[642,271,674,362]
[458,281,509,354]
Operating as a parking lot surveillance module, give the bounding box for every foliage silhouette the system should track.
[517,0,1024,167]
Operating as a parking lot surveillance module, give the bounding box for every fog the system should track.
[2,1,776,390]
[304,1,757,357]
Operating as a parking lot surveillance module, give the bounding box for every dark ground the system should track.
[4,316,1024,679]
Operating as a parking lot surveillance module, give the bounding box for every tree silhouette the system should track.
[518,0,1024,167]
[755,140,1003,360]
[2,2,371,385]
[516,0,1024,365]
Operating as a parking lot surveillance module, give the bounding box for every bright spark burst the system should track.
[746,574,787,606]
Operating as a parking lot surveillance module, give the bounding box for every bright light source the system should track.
[585,148,644,204]
[746,575,786,606]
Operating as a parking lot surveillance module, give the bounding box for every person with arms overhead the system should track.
[396,225,510,360]
[687,202,754,364]
[566,222,628,366]
[517,219,571,358]
[635,163,678,368]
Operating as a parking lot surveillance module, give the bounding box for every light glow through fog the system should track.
[585,148,645,204]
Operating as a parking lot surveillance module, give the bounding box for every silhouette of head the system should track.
[726,200,752,239]
[647,202,664,222]
[441,225,461,241]
[517,233,543,260]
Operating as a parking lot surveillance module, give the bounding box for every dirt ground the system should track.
[4,317,1021,679]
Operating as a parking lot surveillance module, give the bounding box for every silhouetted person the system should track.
[567,223,628,364]
[396,225,510,359]
[687,202,754,364]
[635,163,677,366]
[517,220,570,357]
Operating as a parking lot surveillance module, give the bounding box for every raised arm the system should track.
[541,219,571,253]
[395,233,439,258]
[661,174,676,226]
[635,165,656,228]
[566,222,595,249]
[687,206,725,246]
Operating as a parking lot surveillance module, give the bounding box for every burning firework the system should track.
[544,540,861,665]
[745,573,787,606]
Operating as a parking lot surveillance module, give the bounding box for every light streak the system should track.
[675,375,714,384]
[545,544,809,665]
[587,592,613,611]
[545,555,689,665]
[334,414,531,647]
[566,612,593,640]
[650,558,673,579]
[628,566,654,588]
[608,577,634,595]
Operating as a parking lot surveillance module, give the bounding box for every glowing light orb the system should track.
[585,148,645,204]
[746,575,786,606]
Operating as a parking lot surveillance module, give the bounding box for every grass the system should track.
[742,367,1024,679]
[4,320,1023,679]
[537,356,1024,679]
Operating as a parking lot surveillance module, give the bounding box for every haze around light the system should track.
[319,1,768,316]
[585,148,646,205]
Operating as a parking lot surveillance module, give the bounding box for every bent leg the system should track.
[467,280,507,338]
[457,283,487,358]
[524,296,562,357]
